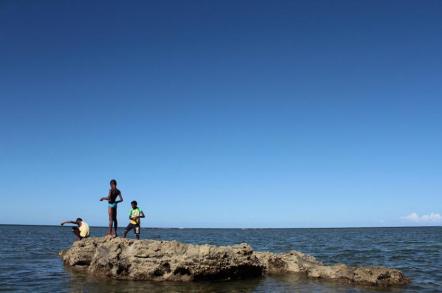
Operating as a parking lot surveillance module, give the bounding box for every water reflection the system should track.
[66,270,409,293]
[67,268,263,293]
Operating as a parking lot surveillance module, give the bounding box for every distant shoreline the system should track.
[0,224,440,229]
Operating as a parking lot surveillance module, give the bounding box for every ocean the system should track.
[0,225,440,292]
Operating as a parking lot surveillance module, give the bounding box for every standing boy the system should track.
[100,179,124,236]
[123,200,145,240]
[60,218,90,240]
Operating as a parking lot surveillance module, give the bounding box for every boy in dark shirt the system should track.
[100,179,123,236]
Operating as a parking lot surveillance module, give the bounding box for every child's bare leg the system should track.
[135,226,140,240]
[107,207,114,235]
[72,227,82,241]
[113,207,118,236]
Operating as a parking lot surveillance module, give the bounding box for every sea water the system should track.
[0,225,441,292]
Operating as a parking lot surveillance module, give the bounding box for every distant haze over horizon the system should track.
[1,0,441,228]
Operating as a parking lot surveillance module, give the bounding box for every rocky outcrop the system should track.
[59,237,410,287]
[256,251,409,287]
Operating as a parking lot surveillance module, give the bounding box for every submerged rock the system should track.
[59,237,410,287]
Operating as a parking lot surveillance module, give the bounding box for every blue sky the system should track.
[1,0,441,227]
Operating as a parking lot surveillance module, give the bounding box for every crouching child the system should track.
[123,200,145,240]
[61,218,90,241]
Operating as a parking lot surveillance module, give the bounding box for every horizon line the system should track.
[1,223,441,229]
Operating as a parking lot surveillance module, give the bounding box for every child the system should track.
[61,218,90,240]
[100,179,123,236]
[123,200,145,240]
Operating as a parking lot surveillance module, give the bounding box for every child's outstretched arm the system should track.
[139,211,146,219]
[60,220,77,226]
[100,190,111,201]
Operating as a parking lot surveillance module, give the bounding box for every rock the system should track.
[255,251,409,287]
[61,236,263,281]
[60,237,410,287]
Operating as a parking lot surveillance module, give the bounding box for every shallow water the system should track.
[0,225,441,292]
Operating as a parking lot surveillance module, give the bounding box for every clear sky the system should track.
[1,0,441,228]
